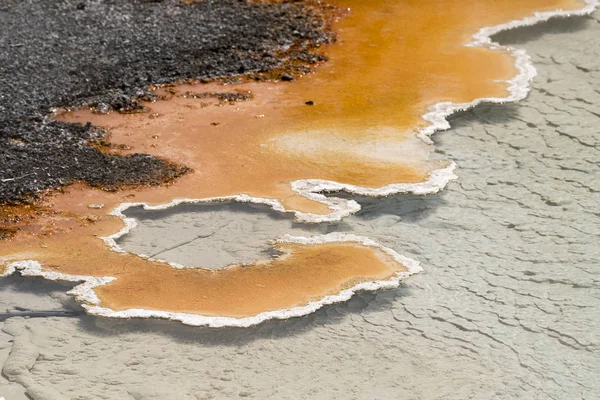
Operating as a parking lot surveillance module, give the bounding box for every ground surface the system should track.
[0,0,330,203]
[0,10,599,400]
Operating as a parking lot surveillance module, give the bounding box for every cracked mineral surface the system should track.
[117,203,331,269]
[0,10,598,400]
[3,0,591,324]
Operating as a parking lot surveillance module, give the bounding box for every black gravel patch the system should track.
[0,0,332,204]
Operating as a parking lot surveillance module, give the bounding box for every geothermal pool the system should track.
[3,0,596,326]
[1,1,599,398]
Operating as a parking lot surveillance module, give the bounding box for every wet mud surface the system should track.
[0,0,332,203]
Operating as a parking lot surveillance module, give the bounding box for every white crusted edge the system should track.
[3,2,597,326]
[98,0,598,227]
[418,0,599,144]
[100,161,457,269]
[100,163,455,270]
[0,263,16,278]
[2,232,421,328]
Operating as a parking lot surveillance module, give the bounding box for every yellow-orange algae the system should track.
[54,0,585,215]
[1,0,586,319]
[1,224,403,317]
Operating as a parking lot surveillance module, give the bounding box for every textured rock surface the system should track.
[1,12,599,400]
[0,0,331,203]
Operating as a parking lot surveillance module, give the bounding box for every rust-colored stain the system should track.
[1,0,584,318]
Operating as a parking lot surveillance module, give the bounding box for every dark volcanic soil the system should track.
[0,0,332,204]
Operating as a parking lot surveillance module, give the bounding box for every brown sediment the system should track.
[1,0,586,319]
[0,203,52,238]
